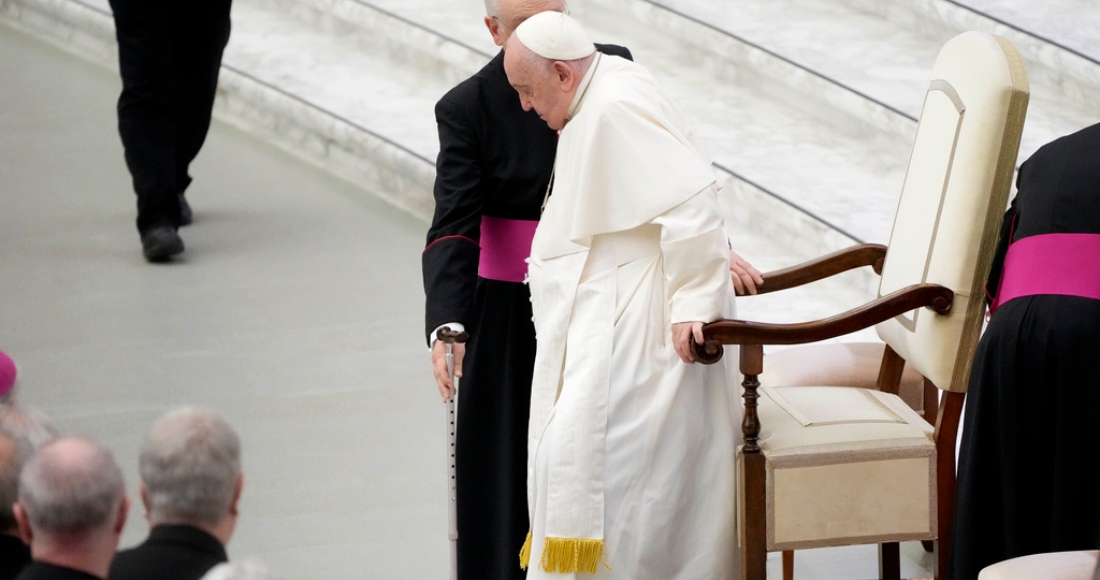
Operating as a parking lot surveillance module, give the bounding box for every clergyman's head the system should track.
[139,407,243,538]
[15,437,128,541]
[503,11,596,131]
[0,404,59,535]
[484,0,567,47]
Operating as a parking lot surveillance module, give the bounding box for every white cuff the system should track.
[429,322,466,348]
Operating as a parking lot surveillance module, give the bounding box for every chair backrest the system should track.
[876,32,1029,393]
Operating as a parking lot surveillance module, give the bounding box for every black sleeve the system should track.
[595,43,634,62]
[422,90,482,344]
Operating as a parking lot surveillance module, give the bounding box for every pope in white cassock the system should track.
[503,12,739,579]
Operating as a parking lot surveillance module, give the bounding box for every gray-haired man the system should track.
[1,407,59,580]
[12,437,130,580]
[108,407,243,580]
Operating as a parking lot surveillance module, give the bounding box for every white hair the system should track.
[0,404,59,531]
[0,403,60,450]
[18,437,126,535]
[140,406,241,527]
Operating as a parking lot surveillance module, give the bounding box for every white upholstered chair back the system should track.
[876,32,1029,393]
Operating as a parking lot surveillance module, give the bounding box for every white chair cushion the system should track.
[978,550,1099,580]
[762,342,928,416]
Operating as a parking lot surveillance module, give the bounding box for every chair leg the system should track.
[934,391,966,580]
[740,346,768,580]
[782,550,794,580]
[879,542,900,580]
[742,453,768,580]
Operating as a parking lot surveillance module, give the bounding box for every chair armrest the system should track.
[756,243,887,295]
[693,283,953,364]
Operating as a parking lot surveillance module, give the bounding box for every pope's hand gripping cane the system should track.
[437,326,468,580]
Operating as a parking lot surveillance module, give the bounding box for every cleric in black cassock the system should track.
[108,0,232,261]
[953,122,1100,579]
[422,42,631,579]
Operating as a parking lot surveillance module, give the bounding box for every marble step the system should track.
[284,0,912,264]
[258,0,871,272]
[0,0,882,336]
[951,0,1100,63]
[603,0,1100,162]
[830,0,1100,159]
[254,0,884,322]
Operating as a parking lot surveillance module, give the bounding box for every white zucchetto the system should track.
[513,11,596,61]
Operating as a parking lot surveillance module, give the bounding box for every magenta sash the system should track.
[479,216,538,283]
[990,233,1100,314]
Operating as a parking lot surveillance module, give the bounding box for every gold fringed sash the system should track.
[539,537,608,574]
[519,530,533,570]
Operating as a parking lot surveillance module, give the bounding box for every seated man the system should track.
[1,408,59,580]
[1,431,29,580]
[504,12,738,578]
[109,407,243,580]
[12,437,130,580]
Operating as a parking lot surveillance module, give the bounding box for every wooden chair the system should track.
[694,32,1029,580]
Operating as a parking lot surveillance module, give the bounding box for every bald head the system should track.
[17,437,126,537]
[483,0,566,47]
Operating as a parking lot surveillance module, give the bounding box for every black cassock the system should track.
[952,122,1100,580]
[422,45,631,580]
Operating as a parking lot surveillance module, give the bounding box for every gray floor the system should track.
[0,24,937,580]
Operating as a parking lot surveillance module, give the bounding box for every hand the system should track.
[431,339,466,402]
[730,250,764,295]
[672,321,705,364]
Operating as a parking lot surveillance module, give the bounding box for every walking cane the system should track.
[437,326,468,580]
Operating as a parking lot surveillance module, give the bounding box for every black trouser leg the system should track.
[109,0,232,234]
[110,0,179,235]
[172,0,232,197]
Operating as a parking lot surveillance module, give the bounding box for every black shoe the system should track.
[179,194,193,226]
[141,226,185,262]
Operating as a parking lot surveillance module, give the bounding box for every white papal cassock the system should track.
[522,52,739,579]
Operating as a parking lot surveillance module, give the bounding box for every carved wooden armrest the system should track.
[693,282,952,364]
[694,282,952,457]
[755,243,887,295]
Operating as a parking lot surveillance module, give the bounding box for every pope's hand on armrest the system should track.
[672,321,705,364]
[730,249,764,295]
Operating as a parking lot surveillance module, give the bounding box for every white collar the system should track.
[566,53,601,122]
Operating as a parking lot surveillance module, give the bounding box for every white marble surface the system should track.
[601,0,1100,215]
[955,0,1100,60]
